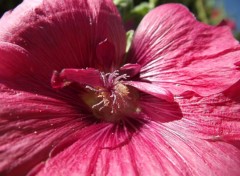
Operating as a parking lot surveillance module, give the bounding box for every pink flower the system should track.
[0,0,240,175]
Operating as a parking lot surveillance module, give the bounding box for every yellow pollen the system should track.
[81,82,140,122]
[115,83,129,97]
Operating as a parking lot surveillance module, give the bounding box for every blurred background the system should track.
[0,0,239,40]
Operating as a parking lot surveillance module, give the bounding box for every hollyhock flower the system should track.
[0,0,240,175]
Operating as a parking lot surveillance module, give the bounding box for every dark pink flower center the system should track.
[51,68,140,122]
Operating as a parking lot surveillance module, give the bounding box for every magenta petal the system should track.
[34,122,135,175]
[51,68,103,89]
[119,63,141,78]
[124,81,174,102]
[219,19,236,30]
[128,4,240,96]
[35,121,240,176]
[235,61,240,66]
[0,42,60,92]
[0,0,126,75]
[169,82,240,141]
[96,38,116,71]
[0,42,34,80]
[0,84,88,175]
[140,94,182,122]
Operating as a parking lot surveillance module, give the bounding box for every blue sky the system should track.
[221,0,240,31]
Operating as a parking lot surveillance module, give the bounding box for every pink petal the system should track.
[0,84,88,175]
[168,81,240,142]
[139,93,182,122]
[0,42,55,92]
[128,4,240,96]
[35,120,240,176]
[96,38,116,71]
[124,81,174,102]
[51,68,103,89]
[235,61,240,66]
[219,19,236,30]
[0,42,34,80]
[119,63,141,78]
[0,0,126,76]
[34,121,135,175]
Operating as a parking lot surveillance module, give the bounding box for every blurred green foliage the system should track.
[114,0,225,27]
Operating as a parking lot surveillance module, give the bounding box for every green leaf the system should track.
[149,0,158,9]
[113,0,133,21]
[113,0,133,7]
[126,30,134,53]
[131,2,151,17]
